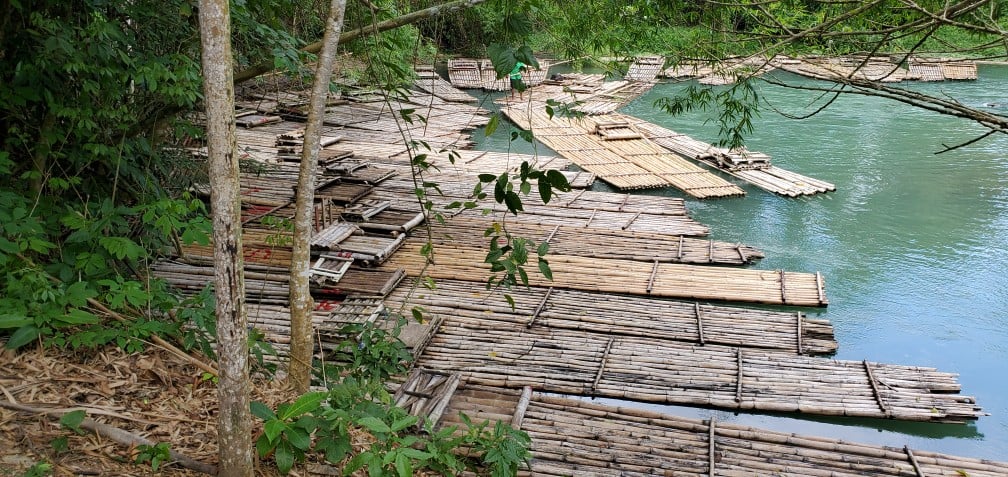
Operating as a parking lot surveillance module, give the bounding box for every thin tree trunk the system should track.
[232,0,487,84]
[198,1,253,475]
[288,0,348,392]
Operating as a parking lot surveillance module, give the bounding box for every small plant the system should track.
[252,392,328,475]
[135,442,172,471]
[20,461,53,477]
[252,379,532,476]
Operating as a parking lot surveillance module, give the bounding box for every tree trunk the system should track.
[232,0,487,84]
[288,0,348,393]
[198,1,253,475]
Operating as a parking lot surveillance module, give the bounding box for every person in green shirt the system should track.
[509,61,527,99]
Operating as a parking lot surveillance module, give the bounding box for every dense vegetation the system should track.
[1,0,1005,474]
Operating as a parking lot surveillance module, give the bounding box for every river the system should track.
[471,64,1008,460]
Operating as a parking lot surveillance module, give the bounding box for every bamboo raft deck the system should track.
[384,245,827,307]
[436,385,1005,476]
[412,67,477,103]
[662,56,777,85]
[386,279,833,355]
[500,104,746,197]
[624,55,665,82]
[623,114,836,196]
[408,215,756,264]
[447,58,550,91]
[415,313,981,422]
[502,73,658,115]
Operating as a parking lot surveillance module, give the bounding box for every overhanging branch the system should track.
[233,0,487,84]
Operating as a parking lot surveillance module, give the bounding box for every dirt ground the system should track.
[0,343,297,476]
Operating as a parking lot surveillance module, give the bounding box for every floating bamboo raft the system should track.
[412,68,477,103]
[386,279,834,355]
[501,73,658,115]
[773,56,911,82]
[624,114,836,196]
[385,245,827,307]
[907,59,979,81]
[500,105,745,197]
[412,216,754,264]
[662,56,777,85]
[417,315,982,422]
[624,55,665,82]
[435,386,1005,476]
[447,57,550,91]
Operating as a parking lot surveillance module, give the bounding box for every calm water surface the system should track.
[472,65,1008,460]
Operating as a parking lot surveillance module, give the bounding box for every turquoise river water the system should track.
[471,64,1008,461]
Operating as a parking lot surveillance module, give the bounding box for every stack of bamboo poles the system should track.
[627,114,836,196]
[416,216,758,264]
[520,393,1004,476]
[385,279,834,354]
[500,104,745,196]
[415,316,982,422]
[385,246,826,306]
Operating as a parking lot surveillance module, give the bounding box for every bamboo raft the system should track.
[503,73,658,115]
[447,58,551,91]
[624,55,665,82]
[385,279,834,355]
[413,68,477,103]
[411,216,755,264]
[500,105,746,196]
[384,245,827,307]
[772,56,911,83]
[416,316,982,422]
[907,59,979,81]
[623,114,836,196]
[436,386,1005,476]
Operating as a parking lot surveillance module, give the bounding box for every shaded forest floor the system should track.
[0,344,295,476]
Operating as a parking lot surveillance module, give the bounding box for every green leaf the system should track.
[504,191,523,215]
[390,415,418,432]
[537,179,552,204]
[356,415,391,434]
[56,309,99,326]
[250,401,277,421]
[275,440,295,475]
[399,447,431,460]
[286,427,311,451]
[264,419,286,443]
[5,325,40,349]
[278,391,326,420]
[478,173,496,183]
[485,114,499,137]
[255,434,276,457]
[395,453,412,477]
[0,314,32,329]
[546,169,571,191]
[538,259,554,281]
[60,410,87,432]
[0,237,19,254]
[411,307,425,322]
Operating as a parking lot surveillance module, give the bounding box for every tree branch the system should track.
[232,0,487,84]
[0,400,217,475]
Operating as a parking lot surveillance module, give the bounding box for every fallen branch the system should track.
[0,400,217,475]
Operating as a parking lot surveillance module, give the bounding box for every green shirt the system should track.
[509,62,526,80]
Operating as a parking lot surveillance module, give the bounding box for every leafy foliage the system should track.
[253,377,531,476]
[134,442,172,472]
